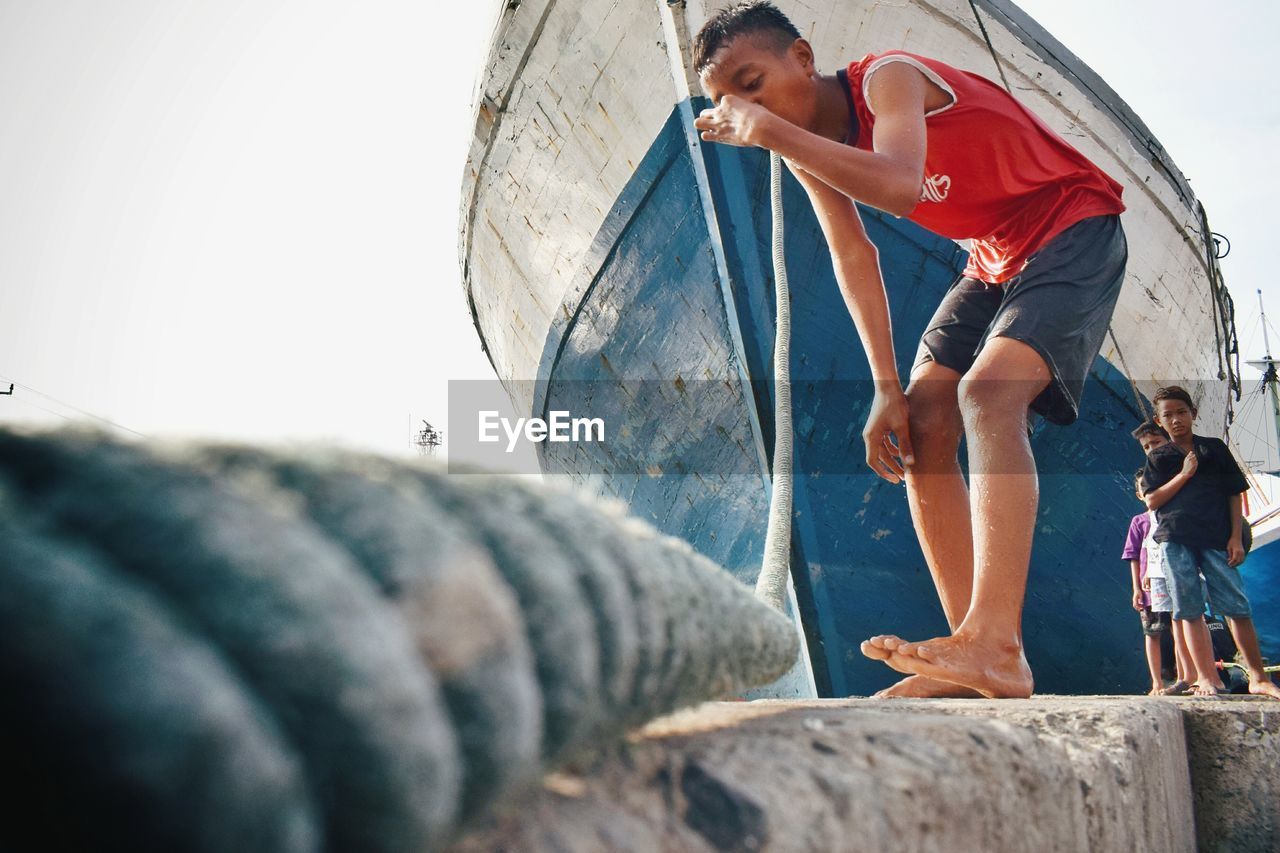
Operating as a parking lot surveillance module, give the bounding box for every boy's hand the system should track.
[1132,590,1144,611]
[1180,448,1198,479]
[863,389,914,484]
[695,95,770,148]
[1227,535,1245,567]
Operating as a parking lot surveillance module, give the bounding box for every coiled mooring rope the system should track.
[755,151,793,613]
[0,429,798,852]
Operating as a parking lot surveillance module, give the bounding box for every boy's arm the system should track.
[1227,494,1245,567]
[787,162,912,482]
[1129,559,1144,611]
[1121,518,1145,609]
[1221,440,1249,566]
[1143,450,1197,510]
[696,62,930,216]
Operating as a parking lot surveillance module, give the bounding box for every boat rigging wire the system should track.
[0,374,147,438]
[967,0,1151,421]
[966,0,1014,94]
[1231,385,1276,507]
[1106,324,1150,420]
[1212,232,1231,259]
[6,394,76,424]
[1198,203,1242,434]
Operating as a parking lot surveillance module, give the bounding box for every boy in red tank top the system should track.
[693,2,1129,699]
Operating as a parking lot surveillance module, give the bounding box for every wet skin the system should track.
[700,35,1042,700]
[873,675,981,699]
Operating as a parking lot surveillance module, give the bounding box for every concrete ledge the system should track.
[1168,697,1280,852]
[448,698,1197,852]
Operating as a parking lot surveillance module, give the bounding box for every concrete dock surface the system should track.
[448,696,1279,852]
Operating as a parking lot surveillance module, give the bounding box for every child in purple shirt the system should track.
[1128,422,1195,694]
[1122,498,1172,694]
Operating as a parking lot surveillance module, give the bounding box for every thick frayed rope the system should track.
[0,428,798,851]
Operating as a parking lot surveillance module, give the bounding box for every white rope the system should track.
[755,152,793,612]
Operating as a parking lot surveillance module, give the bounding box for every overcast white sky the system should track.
[0,0,500,453]
[1,0,1276,459]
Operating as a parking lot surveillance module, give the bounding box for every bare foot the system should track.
[1248,678,1280,700]
[873,675,983,699]
[1191,679,1221,697]
[1160,680,1191,696]
[860,636,898,661]
[1147,687,1163,697]
[863,632,1033,699]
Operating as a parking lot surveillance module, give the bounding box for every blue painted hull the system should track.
[534,107,1153,696]
[1240,539,1280,663]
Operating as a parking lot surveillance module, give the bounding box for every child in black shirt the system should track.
[1141,386,1280,698]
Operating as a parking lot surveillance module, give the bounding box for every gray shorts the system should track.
[912,214,1128,425]
[1140,608,1171,636]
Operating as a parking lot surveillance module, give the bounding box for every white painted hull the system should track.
[456,0,1243,696]
[460,0,1237,430]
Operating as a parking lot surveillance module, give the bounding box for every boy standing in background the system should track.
[1121,490,1171,695]
[1129,421,1195,694]
[1142,387,1280,698]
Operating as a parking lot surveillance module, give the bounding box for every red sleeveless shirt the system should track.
[841,51,1125,283]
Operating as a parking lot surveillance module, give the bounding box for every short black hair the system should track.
[1134,467,1146,491]
[1130,420,1169,441]
[693,1,802,75]
[1153,385,1196,413]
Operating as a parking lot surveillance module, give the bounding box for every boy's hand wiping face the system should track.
[695,95,770,148]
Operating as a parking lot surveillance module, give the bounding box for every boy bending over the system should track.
[694,1,1126,696]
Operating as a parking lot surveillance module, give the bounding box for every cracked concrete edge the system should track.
[833,695,1280,852]
[446,698,1199,853]
[1165,697,1280,853]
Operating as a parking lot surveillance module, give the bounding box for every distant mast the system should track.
[1246,289,1280,458]
[414,420,443,456]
